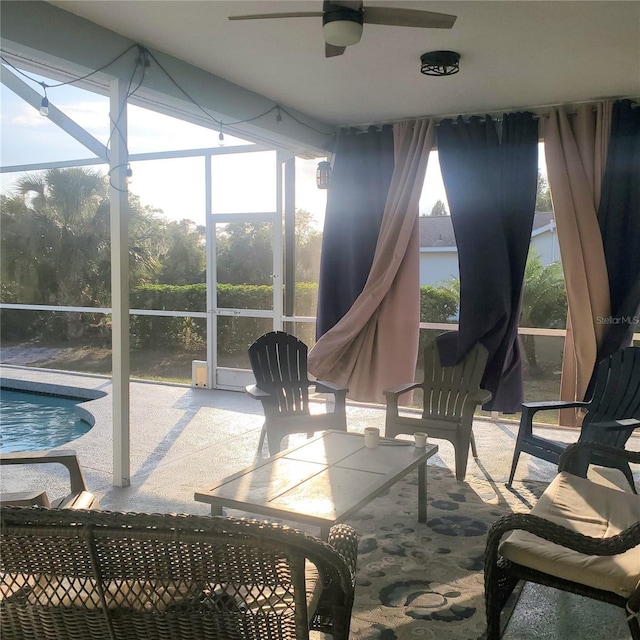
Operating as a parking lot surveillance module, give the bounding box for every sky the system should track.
[0,65,451,228]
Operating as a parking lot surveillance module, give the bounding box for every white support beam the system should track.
[1,65,108,160]
[283,156,296,327]
[205,154,216,389]
[109,78,130,487]
[273,152,285,330]
[0,142,270,175]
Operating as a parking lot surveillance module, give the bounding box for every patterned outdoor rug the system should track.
[342,465,545,640]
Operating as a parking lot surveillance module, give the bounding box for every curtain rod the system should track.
[342,94,640,130]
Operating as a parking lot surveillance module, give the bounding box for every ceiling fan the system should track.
[228,1,457,58]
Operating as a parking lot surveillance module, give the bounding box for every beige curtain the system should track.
[542,103,612,425]
[308,119,435,402]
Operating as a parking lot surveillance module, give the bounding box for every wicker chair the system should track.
[246,331,348,455]
[485,441,640,640]
[0,507,358,640]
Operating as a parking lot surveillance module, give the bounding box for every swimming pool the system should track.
[0,386,100,453]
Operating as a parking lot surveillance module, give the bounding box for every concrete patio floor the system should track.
[1,364,636,639]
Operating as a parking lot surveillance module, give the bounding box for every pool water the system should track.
[0,389,92,453]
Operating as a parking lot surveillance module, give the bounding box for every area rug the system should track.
[341,465,545,640]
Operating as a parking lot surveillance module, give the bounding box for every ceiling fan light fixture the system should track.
[323,19,363,46]
[229,2,457,59]
[420,50,460,76]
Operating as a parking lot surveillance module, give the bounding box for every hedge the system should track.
[1,282,458,352]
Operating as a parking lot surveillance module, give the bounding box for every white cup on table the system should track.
[414,432,428,448]
[364,427,380,449]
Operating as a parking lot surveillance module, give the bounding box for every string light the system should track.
[1,43,335,141]
[39,82,49,116]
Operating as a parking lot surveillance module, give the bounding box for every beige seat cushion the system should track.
[24,577,202,610]
[305,562,323,616]
[228,560,322,616]
[499,471,640,597]
[12,561,321,616]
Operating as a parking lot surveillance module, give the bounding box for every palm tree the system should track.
[3,169,108,303]
[436,250,567,375]
[1,167,163,339]
[519,249,567,374]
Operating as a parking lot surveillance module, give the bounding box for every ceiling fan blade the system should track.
[363,7,456,29]
[228,12,322,21]
[325,42,347,58]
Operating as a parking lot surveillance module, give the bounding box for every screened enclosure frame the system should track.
[0,62,301,485]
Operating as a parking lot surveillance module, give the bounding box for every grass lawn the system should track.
[1,343,565,425]
[1,344,200,385]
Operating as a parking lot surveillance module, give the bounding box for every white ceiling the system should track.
[49,0,640,128]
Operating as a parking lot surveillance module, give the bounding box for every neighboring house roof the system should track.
[419,215,456,247]
[419,212,554,248]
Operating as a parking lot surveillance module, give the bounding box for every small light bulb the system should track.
[125,165,133,185]
[40,97,49,117]
[218,131,225,147]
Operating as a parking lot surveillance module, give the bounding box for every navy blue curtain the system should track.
[316,126,394,338]
[595,100,640,363]
[437,112,539,412]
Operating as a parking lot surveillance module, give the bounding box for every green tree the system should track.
[519,249,567,374]
[215,222,273,285]
[158,219,206,285]
[430,199,448,216]
[127,194,166,287]
[436,250,567,375]
[1,167,165,338]
[214,209,323,286]
[295,209,322,283]
[536,169,552,212]
[1,168,112,307]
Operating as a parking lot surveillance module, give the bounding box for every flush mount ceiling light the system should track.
[420,50,460,76]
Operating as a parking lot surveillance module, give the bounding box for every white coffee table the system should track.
[194,430,438,539]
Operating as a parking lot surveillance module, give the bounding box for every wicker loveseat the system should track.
[485,441,640,639]
[0,507,358,640]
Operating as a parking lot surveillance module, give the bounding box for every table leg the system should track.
[418,462,427,523]
[210,504,223,517]
[320,524,330,541]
